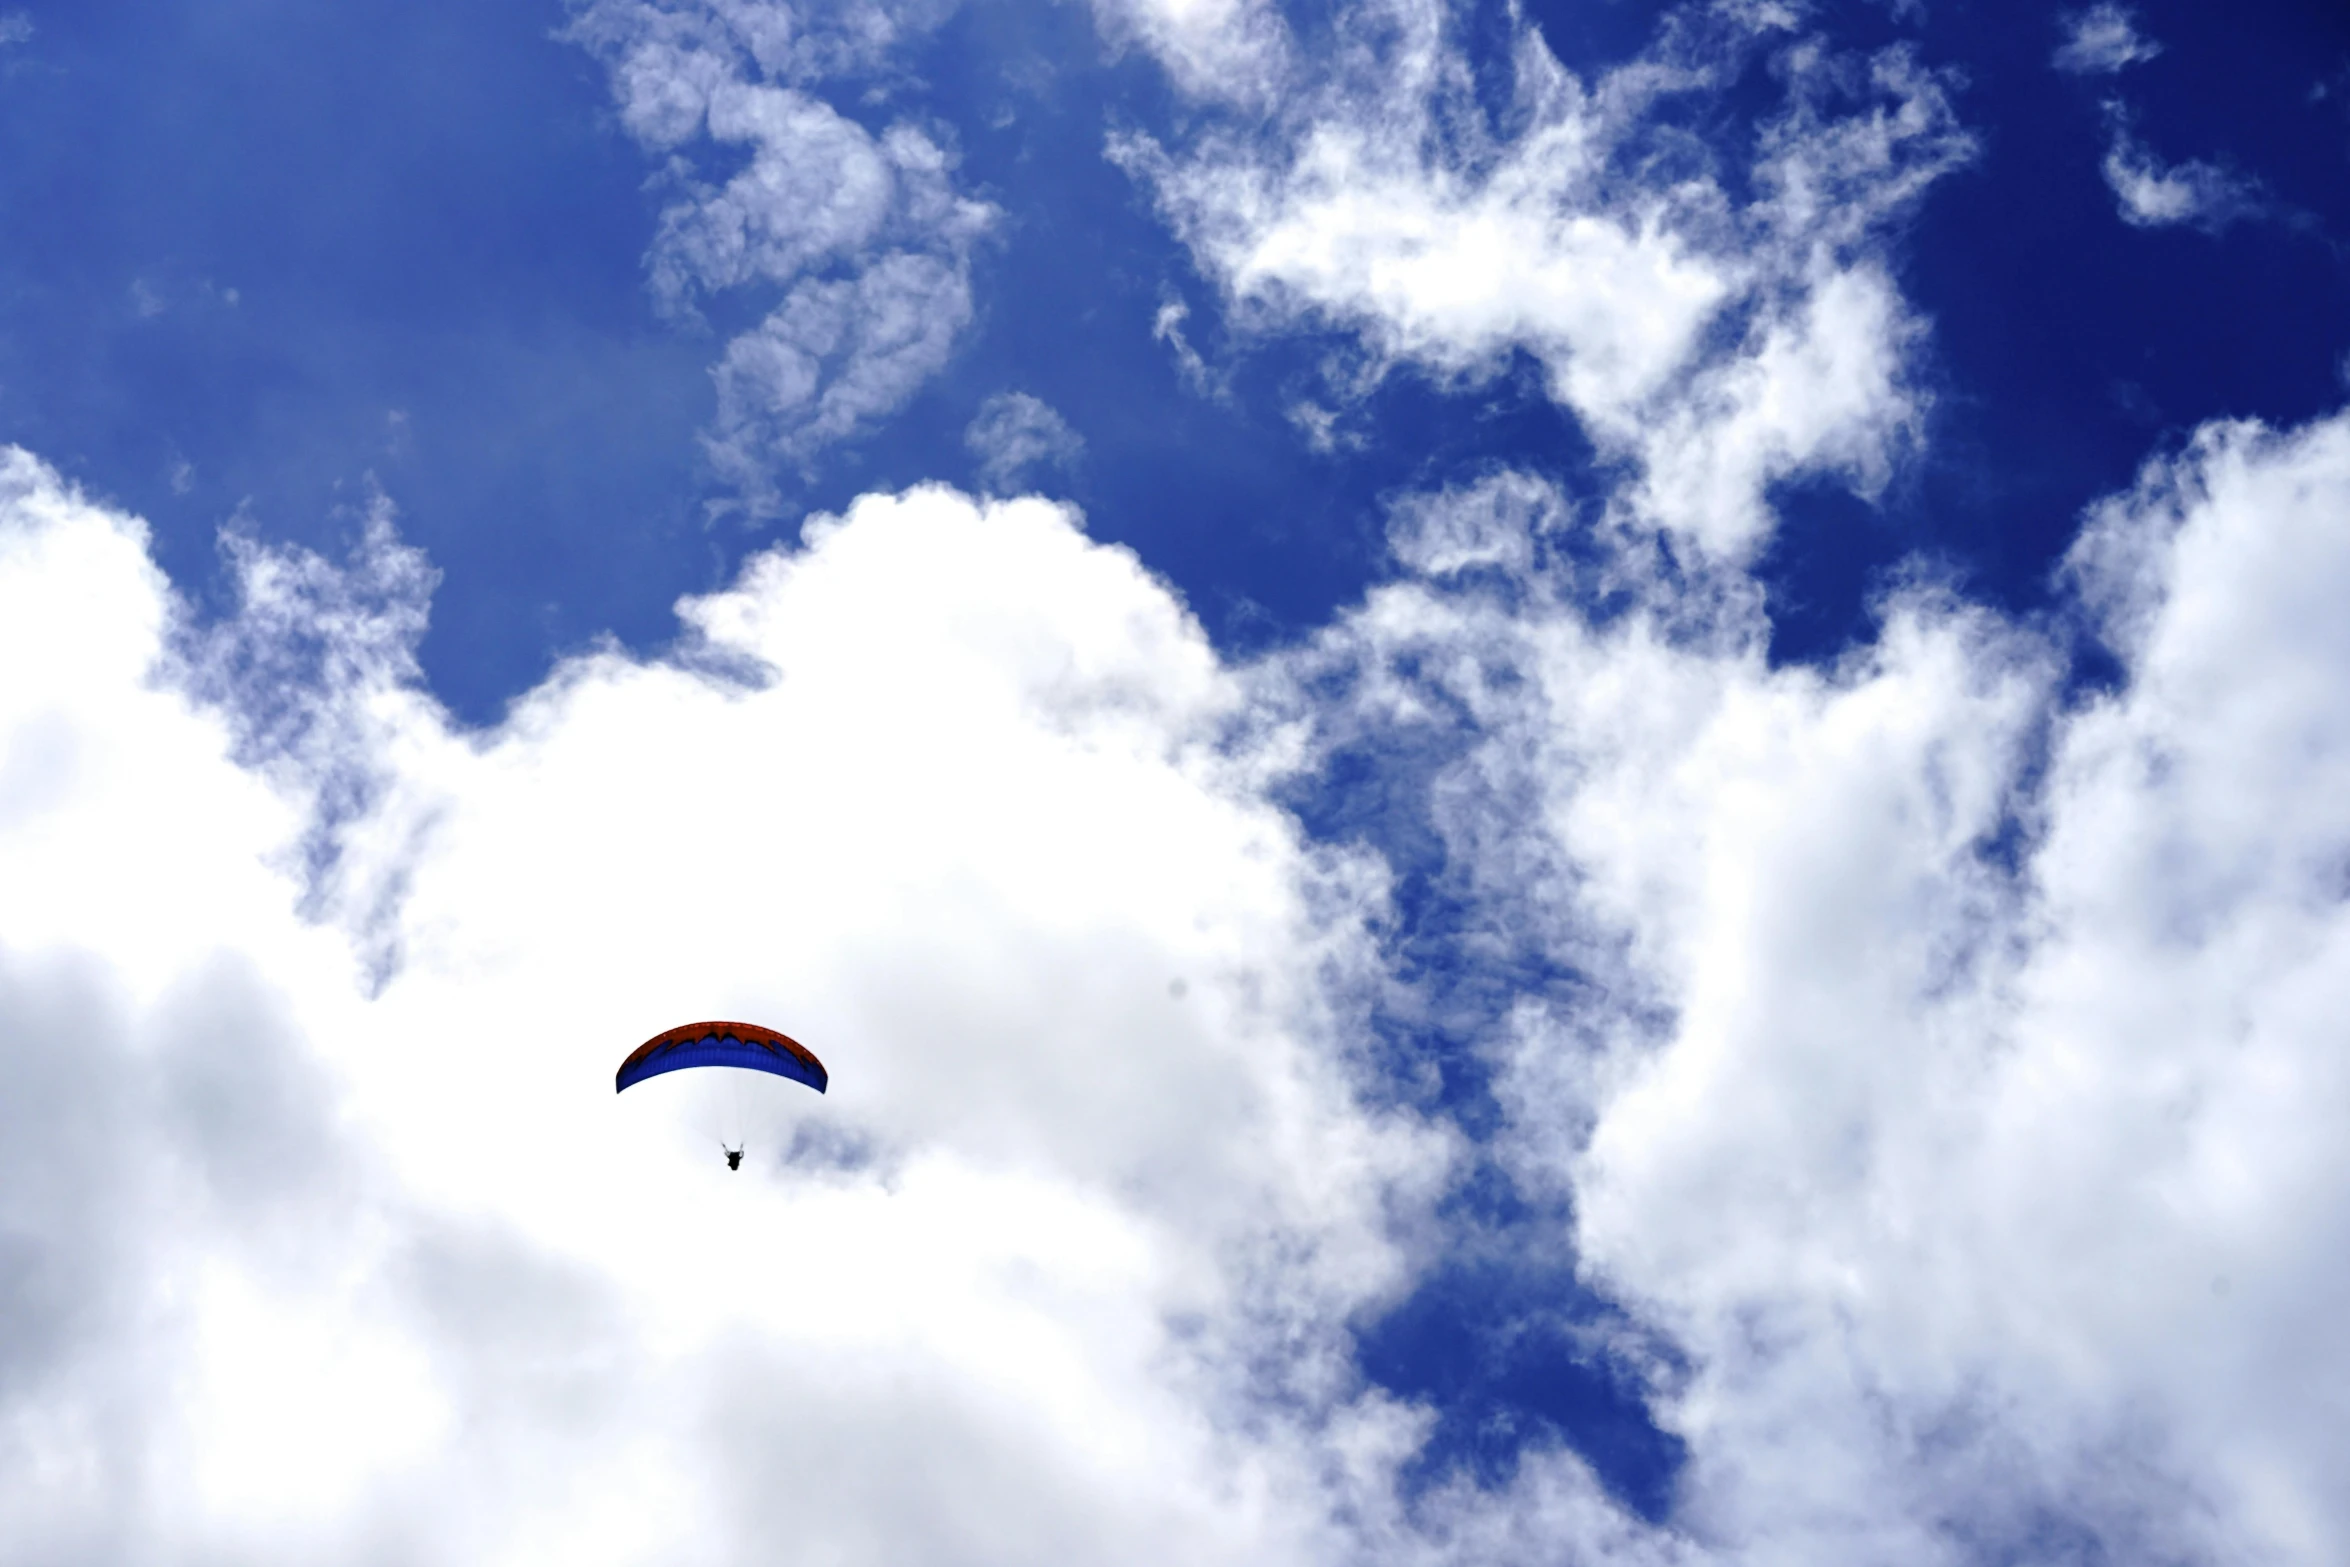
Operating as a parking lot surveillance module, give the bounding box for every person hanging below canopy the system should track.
[615,1020,828,1169]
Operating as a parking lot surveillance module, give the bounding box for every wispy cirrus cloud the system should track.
[964,391,1085,494]
[1113,3,1975,562]
[2100,103,2262,233]
[2052,4,2162,75]
[566,0,995,516]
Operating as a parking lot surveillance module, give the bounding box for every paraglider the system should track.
[616,1020,827,1169]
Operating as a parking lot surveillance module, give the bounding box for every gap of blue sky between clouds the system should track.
[0,0,2339,724]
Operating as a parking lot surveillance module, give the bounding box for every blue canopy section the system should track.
[614,1026,828,1095]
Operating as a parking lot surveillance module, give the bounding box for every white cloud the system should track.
[1153,294,1221,398]
[0,448,1472,1565]
[0,13,29,48]
[2100,105,2262,233]
[11,6,2343,1555]
[1261,405,2350,1563]
[964,392,1085,493]
[1384,468,1558,579]
[1627,259,1922,560]
[1115,6,1974,561]
[1286,398,1361,454]
[1085,0,1293,106]
[566,0,960,106]
[704,248,978,491]
[644,91,910,306]
[2052,5,2161,75]
[566,1,995,508]
[12,328,2350,1567]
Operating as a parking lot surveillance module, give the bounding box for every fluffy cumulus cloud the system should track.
[567,0,994,510]
[2099,105,2262,233]
[0,449,1477,1565]
[10,256,2350,1567]
[12,4,2350,1563]
[1246,402,2350,1563]
[1114,3,1973,560]
[2051,4,2162,75]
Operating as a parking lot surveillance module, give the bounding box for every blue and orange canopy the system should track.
[615,1020,828,1095]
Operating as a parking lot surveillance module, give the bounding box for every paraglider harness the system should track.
[723,1145,744,1171]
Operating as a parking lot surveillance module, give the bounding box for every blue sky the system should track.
[3,2,2349,1563]
[20,0,2336,721]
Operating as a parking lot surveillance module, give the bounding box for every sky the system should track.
[2,0,2348,1562]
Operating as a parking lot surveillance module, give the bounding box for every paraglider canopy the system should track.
[615,1020,828,1095]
